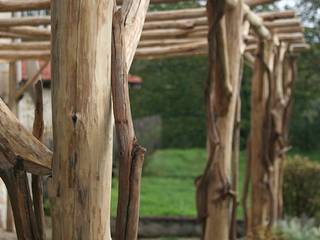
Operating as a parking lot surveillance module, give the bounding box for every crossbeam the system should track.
[0,98,52,175]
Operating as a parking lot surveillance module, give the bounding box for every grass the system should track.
[111,148,247,217]
[111,148,320,218]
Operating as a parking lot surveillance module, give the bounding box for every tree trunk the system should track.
[112,11,146,240]
[50,1,114,239]
[196,1,243,239]
[247,39,276,238]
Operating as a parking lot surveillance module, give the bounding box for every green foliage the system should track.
[283,156,320,220]
[274,218,320,240]
[111,148,247,217]
[130,57,207,148]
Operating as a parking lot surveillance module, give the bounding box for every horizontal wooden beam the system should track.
[0,50,50,60]
[259,10,295,21]
[0,16,50,27]
[0,0,50,12]
[265,18,301,28]
[0,41,50,50]
[289,43,310,52]
[243,4,270,39]
[0,0,274,13]
[0,98,52,175]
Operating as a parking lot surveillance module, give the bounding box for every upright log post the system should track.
[6,61,17,233]
[246,38,276,238]
[49,1,114,239]
[196,0,243,239]
[277,54,297,218]
[32,80,46,240]
[0,61,41,239]
[112,1,149,239]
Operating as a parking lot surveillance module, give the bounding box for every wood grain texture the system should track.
[112,1,148,237]
[50,0,114,239]
[32,80,46,240]
[196,1,243,240]
[0,98,52,175]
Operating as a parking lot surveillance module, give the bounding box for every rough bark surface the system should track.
[112,9,146,240]
[0,98,52,175]
[49,1,114,239]
[196,1,243,239]
[246,39,276,238]
[0,168,40,240]
[32,80,46,240]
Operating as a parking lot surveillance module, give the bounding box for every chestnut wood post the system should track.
[270,42,288,223]
[6,61,17,233]
[112,1,149,239]
[277,55,297,218]
[50,1,114,239]
[0,61,41,239]
[32,80,46,240]
[196,0,243,239]
[246,38,276,238]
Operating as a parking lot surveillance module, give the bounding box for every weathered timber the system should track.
[16,61,49,100]
[0,0,50,12]
[31,80,46,240]
[112,0,150,238]
[247,39,276,238]
[49,0,114,239]
[196,0,243,240]
[0,169,41,240]
[0,98,52,175]
[121,0,150,69]
[0,16,50,27]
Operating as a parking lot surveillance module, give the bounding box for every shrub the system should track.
[274,218,320,240]
[283,155,320,220]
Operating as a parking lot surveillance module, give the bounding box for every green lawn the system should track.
[111,148,320,218]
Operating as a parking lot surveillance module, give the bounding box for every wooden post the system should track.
[196,0,243,239]
[0,61,42,239]
[246,38,276,238]
[112,1,150,239]
[277,55,296,218]
[32,80,46,240]
[49,0,114,239]
[6,62,17,233]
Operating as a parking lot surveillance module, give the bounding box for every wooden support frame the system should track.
[112,0,150,239]
[196,1,243,240]
[0,98,52,175]
[49,0,114,239]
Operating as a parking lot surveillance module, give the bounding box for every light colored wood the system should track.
[1,26,50,39]
[265,18,301,28]
[290,43,310,52]
[49,0,114,239]
[0,97,52,175]
[243,4,270,39]
[112,10,146,239]
[247,39,276,238]
[0,41,50,51]
[139,38,204,47]
[136,40,206,58]
[121,0,150,70]
[0,16,50,27]
[0,50,50,60]
[259,10,295,21]
[0,0,50,12]
[15,60,49,100]
[141,26,207,40]
[196,1,243,239]
[144,17,207,30]
[146,8,206,21]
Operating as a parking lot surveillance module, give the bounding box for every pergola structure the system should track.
[0,0,309,240]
